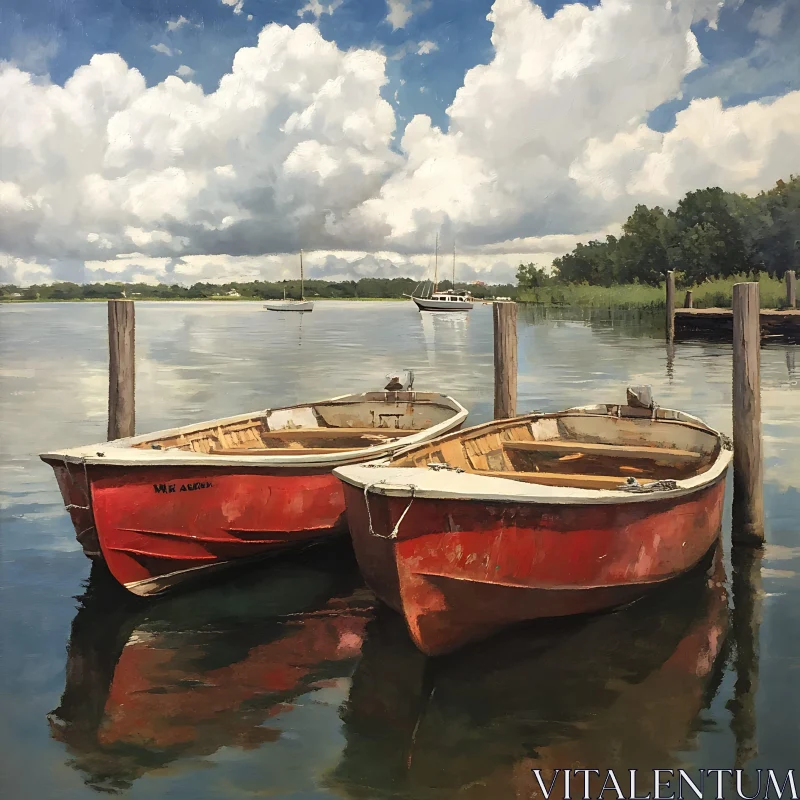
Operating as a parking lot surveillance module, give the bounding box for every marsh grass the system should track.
[518,274,790,309]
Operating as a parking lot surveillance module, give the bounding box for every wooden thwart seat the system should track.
[472,470,655,490]
[210,447,355,456]
[503,440,701,463]
[261,427,416,439]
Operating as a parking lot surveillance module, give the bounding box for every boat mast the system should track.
[452,241,456,291]
[300,249,304,300]
[433,233,438,295]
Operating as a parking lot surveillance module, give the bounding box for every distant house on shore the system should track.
[226,289,240,297]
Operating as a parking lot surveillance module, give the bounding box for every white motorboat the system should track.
[405,236,473,311]
[411,292,474,311]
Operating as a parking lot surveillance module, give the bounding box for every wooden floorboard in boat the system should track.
[503,440,701,462]
[261,427,416,438]
[209,447,355,456]
[472,469,655,490]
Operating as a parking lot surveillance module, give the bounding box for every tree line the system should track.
[518,176,800,289]
[1,277,518,302]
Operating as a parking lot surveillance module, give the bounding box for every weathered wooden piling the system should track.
[731,283,764,545]
[787,270,797,309]
[108,300,135,441]
[684,290,693,308]
[665,271,675,340]
[493,301,517,419]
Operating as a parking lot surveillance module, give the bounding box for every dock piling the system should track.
[666,271,675,340]
[786,270,797,309]
[493,301,517,420]
[732,283,764,545]
[684,290,693,309]
[108,300,135,441]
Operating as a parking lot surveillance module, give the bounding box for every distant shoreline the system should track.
[0,296,418,304]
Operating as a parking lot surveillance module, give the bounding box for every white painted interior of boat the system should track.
[41,392,468,468]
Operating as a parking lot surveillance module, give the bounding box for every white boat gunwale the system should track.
[333,406,732,506]
[40,392,469,469]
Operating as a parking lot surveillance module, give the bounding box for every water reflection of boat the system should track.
[328,548,729,800]
[49,546,374,793]
[419,309,471,370]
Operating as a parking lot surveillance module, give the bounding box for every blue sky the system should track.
[1,0,799,285]
[4,0,796,133]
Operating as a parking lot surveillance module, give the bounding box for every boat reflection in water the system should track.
[329,545,730,800]
[48,544,374,793]
[419,310,471,368]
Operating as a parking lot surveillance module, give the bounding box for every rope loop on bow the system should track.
[363,480,416,540]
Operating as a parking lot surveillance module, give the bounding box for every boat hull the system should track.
[264,301,314,312]
[42,391,468,596]
[341,478,726,655]
[45,462,350,596]
[411,297,473,311]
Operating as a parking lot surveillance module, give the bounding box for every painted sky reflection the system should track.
[0,301,798,799]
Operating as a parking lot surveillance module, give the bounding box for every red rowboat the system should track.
[41,390,467,596]
[334,393,732,655]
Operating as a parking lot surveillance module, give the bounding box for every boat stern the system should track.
[41,455,102,561]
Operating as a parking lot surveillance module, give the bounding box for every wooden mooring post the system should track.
[787,270,797,309]
[684,290,693,308]
[732,283,764,545]
[108,300,135,441]
[665,271,675,340]
[493,301,517,420]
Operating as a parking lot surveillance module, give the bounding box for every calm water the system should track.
[0,301,798,799]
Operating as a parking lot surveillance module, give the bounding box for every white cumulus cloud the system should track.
[416,40,438,55]
[358,0,799,248]
[150,43,174,56]
[221,0,245,15]
[176,65,195,77]
[166,16,191,32]
[1,0,800,287]
[298,0,343,20]
[386,0,414,30]
[0,25,397,268]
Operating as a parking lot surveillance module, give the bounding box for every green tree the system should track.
[613,205,671,286]
[667,187,752,284]
[517,263,553,289]
[554,236,618,286]
[747,177,800,277]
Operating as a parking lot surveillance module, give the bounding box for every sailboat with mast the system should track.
[406,234,473,311]
[264,251,314,312]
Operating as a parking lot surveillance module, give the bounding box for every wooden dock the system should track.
[674,308,800,341]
